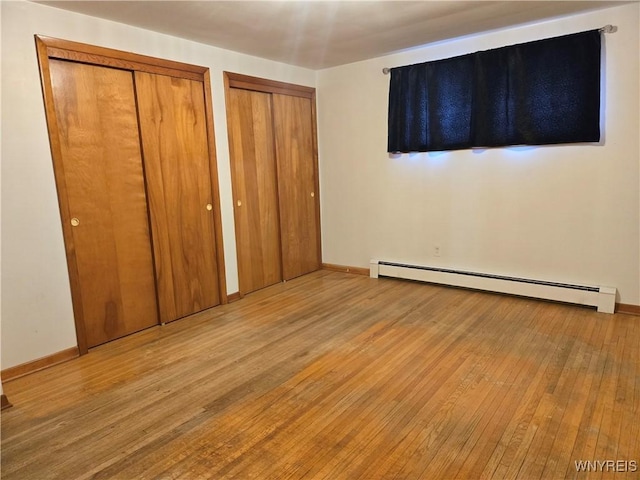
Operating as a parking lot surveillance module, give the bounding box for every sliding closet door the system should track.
[272,94,321,280]
[227,88,282,294]
[135,72,221,323]
[48,60,159,347]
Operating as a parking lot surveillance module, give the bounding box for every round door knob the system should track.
[70,217,80,227]
[237,200,242,207]
[206,204,213,211]
[311,192,315,198]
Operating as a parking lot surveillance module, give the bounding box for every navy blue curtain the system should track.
[388,30,601,153]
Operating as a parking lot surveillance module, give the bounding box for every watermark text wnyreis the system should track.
[575,460,637,472]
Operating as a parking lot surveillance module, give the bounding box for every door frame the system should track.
[223,72,322,297]
[35,35,228,354]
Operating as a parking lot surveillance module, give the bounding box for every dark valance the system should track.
[388,30,602,153]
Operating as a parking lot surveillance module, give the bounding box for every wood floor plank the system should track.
[337,293,500,479]
[614,317,639,480]
[519,308,591,479]
[399,299,530,479]
[90,274,413,479]
[443,300,553,479]
[195,282,448,479]
[267,299,460,480]
[541,310,603,480]
[489,307,576,480]
[447,301,554,479]
[2,271,638,480]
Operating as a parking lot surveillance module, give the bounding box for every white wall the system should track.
[317,3,640,305]
[0,0,315,369]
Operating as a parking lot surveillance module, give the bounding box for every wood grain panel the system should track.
[322,263,370,276]
[272,94,321,280]
[227,88,282,294]
[135,72,220,323]
[49,60,159,347]
[225,72,315,99]
[1,347,79,382]
[2,272,639,479]
[0,395,11,410]
[616,303,640,316]
[37,35,207,81]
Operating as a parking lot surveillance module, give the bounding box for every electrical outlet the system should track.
[434,245,441,257]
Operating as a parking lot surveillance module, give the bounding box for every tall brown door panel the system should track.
[225,73,321,294]
[135,72,221,323]
[48,59,159,347]
[227,88,282,294]
[272,94,321,280]
[38,37,227,353]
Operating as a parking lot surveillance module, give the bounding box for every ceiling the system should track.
[37,1,629,69]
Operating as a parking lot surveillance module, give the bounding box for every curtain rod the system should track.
[382,25,617,74]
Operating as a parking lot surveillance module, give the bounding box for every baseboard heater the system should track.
[370,260,616,313]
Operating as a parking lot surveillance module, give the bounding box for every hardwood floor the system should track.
[2,271,638,479]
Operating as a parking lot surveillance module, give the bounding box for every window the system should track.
[388,30,601,153]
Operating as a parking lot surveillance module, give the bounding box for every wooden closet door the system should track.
[135,72,220,323]
[48,59,159,347]
[227,88,282,294]
[272,94,321,280]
